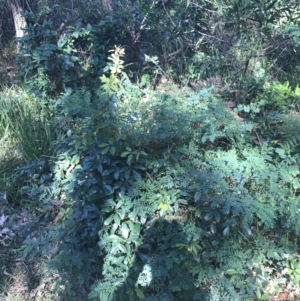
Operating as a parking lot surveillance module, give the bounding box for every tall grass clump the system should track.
[0,87,61,169]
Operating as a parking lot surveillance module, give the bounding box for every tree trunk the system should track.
[102,0,112,13]
[10,0,27,39]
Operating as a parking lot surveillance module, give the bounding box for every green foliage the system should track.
[100,46,125,94]
[278,112,300,162]
[3,1,300,300]
[4,59,300,299]
[268,24,300,86]
[13,0,300,94]
[18,11,120,95]
[267,81,300,110]
[0,88,60,165]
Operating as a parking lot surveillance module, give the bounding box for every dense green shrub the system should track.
[2,1,300,300]
[6,69,300,300]
[15,0,300,97]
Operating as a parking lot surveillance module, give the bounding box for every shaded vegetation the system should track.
[1,1,300,301]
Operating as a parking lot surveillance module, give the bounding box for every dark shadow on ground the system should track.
[110,218,206,301]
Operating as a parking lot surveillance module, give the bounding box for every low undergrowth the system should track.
[1,46,300,301]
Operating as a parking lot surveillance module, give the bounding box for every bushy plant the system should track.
[267,23,300,87]
[8,65,300,300]
[18,13,107,95]
[3,1,300,300]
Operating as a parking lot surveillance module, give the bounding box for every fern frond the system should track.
[280,112,300,152]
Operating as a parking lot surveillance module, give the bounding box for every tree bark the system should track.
[10,0,27,39]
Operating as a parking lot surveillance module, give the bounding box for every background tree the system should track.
[0,0,31,40]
